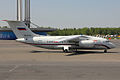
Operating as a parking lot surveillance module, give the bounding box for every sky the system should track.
[0,0,120,28]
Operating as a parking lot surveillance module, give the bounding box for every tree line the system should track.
[48,27,120,36]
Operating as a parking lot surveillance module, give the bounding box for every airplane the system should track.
[4,20,115,53]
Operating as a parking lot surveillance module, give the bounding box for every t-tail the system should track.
[5,20,39,39]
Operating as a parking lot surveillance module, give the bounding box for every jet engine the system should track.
[79,40,94,48]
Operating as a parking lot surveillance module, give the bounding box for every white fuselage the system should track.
[16,35,115,50]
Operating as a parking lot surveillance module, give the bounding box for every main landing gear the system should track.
[63,46,71,53]
[104,49,107,53]
[63,49,69,53]
[63,46,78,53]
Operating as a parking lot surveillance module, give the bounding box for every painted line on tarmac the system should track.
[9,65,19,72]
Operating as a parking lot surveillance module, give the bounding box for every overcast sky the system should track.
[0,0,120,28]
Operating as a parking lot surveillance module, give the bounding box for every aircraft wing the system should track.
[56,35,89,42]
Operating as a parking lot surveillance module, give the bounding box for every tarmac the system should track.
[0,40,120,80]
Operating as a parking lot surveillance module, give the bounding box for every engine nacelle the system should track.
[79,40,94,48]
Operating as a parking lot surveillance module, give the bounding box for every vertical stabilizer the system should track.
[6,21,39,39]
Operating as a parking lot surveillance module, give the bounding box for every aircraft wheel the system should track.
[63,49,69,53]
[71,49,77,52]
[104,49,107,53]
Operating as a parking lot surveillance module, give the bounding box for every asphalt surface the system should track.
[0,40,120,80]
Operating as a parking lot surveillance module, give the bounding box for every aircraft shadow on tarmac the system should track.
[66,51,118,56]
[30,50,118,56]
[30,50,64,53]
